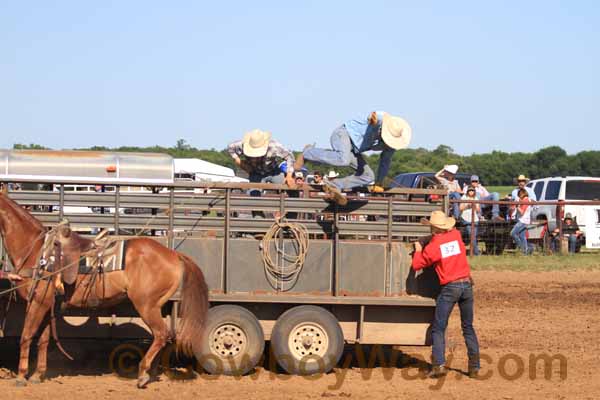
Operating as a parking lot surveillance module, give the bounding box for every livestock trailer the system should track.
[0,177,448,375]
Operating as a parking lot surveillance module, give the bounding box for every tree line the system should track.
[12,141,600,186]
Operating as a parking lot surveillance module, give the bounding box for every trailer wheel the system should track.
[271,305,344,375]
[194,305,264,376]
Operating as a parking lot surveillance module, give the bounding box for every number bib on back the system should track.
[440,240,460,258]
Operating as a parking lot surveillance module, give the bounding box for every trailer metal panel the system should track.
[1,177,445,347]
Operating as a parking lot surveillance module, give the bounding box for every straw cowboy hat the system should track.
[381,114,412,150]
[242,129,272,157]
[444,164,459,175]
[516,174,529,182]
[326,170,339,179]
[420,210,456,230]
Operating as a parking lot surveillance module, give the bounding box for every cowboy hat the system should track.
[326,170,339,179]
[420,210,456,230]
[381,114,412,150]
[516,174,529,182]
[444,164,459,175]
[564,212,573,220]
[242,129,272,158]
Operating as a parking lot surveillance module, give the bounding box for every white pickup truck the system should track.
[526,177,600,247]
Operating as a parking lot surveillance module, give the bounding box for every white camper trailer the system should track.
[173,158,248,183]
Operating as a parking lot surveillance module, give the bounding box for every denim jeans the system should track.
[449,192,461,218]
[552,234,578,253]
[461,219,480,255]
[248,172,285,217]
[303,125,375,190]
[248,171,285,196]
[431,281,480,369]
[481,192,500,218]
[510,221,532,254]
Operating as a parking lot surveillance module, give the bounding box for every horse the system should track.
[0,189,209,388]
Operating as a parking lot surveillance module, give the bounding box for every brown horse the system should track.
[0,190,208,388]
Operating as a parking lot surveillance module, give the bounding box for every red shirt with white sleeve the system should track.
[412,228,471,285]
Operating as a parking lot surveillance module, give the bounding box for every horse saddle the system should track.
[79,230,127,274]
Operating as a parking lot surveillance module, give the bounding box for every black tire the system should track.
[271,305,344,375]
[193,305,264,376]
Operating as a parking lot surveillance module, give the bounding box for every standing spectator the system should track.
[466,175,502,221]
[325,170,339,184]
[412,211,480,379]
[510,189,533,254]
[294,170,306,186]
[312,171,323,185]
[435,165,463,219]
[460,186,481,255]
[510,174,537,219]
[551,213,582,253]
[288,170,308,220]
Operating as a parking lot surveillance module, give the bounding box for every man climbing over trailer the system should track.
[297,111,412,194]
[227,129,296,191]
[412,210,480,380]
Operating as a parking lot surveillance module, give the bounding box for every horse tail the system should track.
[176,253,209,357]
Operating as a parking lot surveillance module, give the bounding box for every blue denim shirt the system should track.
[344,111,395,183]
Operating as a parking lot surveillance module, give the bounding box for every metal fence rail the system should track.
[0,179,448,240]
[450,198,600,256]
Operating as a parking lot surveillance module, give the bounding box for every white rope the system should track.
[260,219,309,291]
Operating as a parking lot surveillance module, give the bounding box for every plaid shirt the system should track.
[227,139,295,175]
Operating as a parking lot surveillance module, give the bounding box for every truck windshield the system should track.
[566,180,600,200]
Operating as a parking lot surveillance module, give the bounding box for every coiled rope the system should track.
[260,219,309,291]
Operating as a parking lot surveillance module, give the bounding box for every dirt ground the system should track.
[1,270,599,400]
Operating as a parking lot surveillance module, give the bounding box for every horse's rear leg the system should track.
[136,306,170,388]
[17,301,49,386]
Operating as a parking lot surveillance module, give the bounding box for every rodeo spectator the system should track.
[412,210,480,379]
[459,186,481,255]
[294,169,307,186]
[510,174,537,220]
[312,170,323,185]
[466,175,502,221]
[551,213,582,253]
[510,188,533,254]
[325,170,339,184]
[435,165,463,219]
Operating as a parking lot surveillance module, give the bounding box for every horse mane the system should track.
[0,192,45,232]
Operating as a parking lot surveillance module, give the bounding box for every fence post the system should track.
[470,202,475,257]
[556,201,564,255]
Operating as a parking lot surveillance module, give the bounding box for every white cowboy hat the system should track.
[326,170,339,179]
[420,210,456,230]
[381,114,412,150]
[444,164,459,175]
[242,129,272,158]
[516,174,529,182]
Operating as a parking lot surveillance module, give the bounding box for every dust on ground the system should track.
[1,270,599,400]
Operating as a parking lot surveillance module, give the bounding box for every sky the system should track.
[1,1,599,155]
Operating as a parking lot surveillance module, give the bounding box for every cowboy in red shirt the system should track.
[412,210,480,379]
